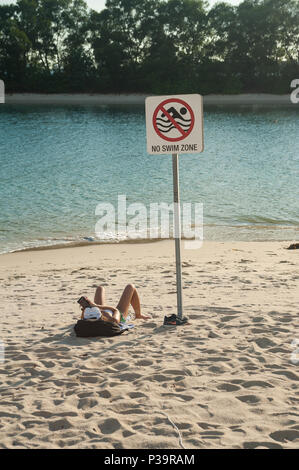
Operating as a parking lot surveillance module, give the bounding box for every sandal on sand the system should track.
[163,314,189,326]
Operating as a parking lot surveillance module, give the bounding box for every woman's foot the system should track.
[136,314,151,320]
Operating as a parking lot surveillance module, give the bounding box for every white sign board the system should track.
[0,80,4,104]
[145,94,203,155]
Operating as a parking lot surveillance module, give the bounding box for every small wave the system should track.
[202,223,299,230]
[156,120,175,129]
[156,125,176,133]
[156,125,190,134]
[156,117,191,125]
[157,124,189,132]
[156,118,191,126]
[235,216,299,226]
[3,237,167,254]
[156,117,173,124]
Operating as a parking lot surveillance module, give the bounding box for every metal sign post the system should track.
[172,153,183,319]
[145,94,204,322]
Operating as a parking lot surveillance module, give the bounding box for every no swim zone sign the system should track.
[145,94,204,155]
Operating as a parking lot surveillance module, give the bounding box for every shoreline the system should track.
[3,93,294,106]
[1,232,297,257]
[0,238,295,263]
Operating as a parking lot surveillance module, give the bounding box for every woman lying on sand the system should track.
[78,284,151,324]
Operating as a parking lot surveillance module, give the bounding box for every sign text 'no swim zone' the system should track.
[145,94,204,155]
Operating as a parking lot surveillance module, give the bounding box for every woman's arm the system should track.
[94,304,118,314]
[101,309,120,323]
[83,298,118,314]
[101,312,116,323]
[80,306,84,320]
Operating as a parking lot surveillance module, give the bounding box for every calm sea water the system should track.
[0,103,298,253]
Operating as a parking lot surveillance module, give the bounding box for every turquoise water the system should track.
[0,103,298,253]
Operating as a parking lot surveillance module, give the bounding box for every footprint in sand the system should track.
[79,376,99,384]
[271,370,299,381]
[122,429,135,438]
[117,404,147,416]
[243,441,283,449]
[40,360,55,368]
[0,411,21,419]
[22,419,45,429]
[220,315,236,322]
[20,432,36,440]
[111,362,129,371]
[217,383,241,392]
[161,392,193,402]
[200,431,224,439]
[33,411,54,419]
[48,418,73,432]
[97,390,112,399]
[254,337,277,349]
[78,397,99,410]
[127,392,147,399]
[269,429,299,443]
[208,365,228,374]
[135,359,153,367]
[117,372,142,382]
[242,380,274,389]
[149,373,169,383]
[198,422,220,430]
[98,418,121,434]
[236,395,260,404]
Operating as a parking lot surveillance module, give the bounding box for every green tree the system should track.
[0,4,31,90]
[1,0,298,94]
[208,0,299,93]
[88,0,162,92]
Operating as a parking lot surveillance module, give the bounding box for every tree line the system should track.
[0,0,298,94]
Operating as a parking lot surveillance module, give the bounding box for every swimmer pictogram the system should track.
[153,98,195,142]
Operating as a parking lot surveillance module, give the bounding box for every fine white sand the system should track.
[0,240,298,449]
[4,93,293,106]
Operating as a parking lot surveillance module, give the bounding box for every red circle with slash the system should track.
[152,98,195,142]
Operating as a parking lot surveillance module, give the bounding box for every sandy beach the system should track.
[4,93,293,106]
[0,239,298,449]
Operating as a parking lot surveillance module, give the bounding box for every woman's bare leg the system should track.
[116,284,150,320]
[94,285,106,305]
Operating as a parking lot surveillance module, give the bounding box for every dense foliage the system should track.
[0,0,298,94]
